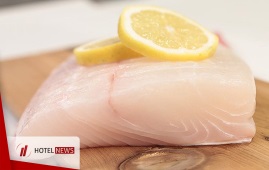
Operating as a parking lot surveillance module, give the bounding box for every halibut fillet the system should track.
[16,46,256,147]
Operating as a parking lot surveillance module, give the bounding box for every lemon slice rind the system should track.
[118,6,219,61]
[74,37,141,65]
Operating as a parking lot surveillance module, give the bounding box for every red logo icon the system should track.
[20,145,28,157]
[16,144,31,157]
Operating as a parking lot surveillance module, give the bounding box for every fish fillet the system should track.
[16,45,256,147]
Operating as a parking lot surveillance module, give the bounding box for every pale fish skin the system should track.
[16,45,256,148]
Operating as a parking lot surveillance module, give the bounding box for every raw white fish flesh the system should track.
[16,45,256,148]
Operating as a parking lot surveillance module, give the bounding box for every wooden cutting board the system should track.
[0,49,269,170]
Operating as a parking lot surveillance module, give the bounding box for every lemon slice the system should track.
[74,37,141,65]
[118,6,219,61]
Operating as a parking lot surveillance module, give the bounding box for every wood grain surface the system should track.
[0,50,269,170]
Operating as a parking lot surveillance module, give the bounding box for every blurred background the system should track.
[1,0,269,136]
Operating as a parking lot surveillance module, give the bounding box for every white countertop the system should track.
[1,0,269,136]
